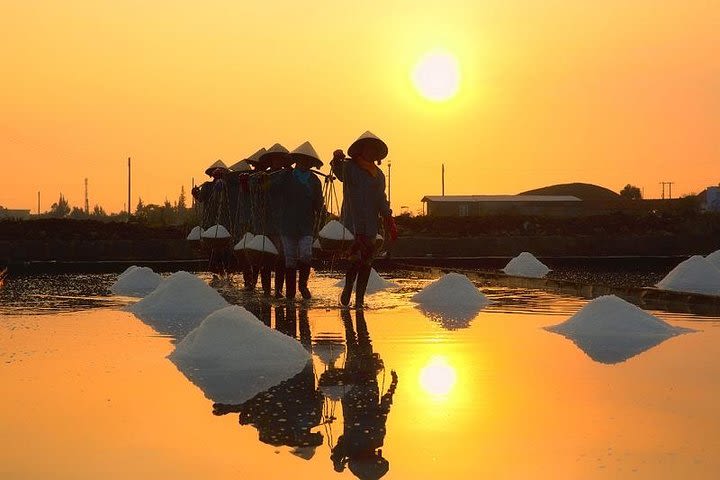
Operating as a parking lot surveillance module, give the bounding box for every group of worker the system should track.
[191,131,394,308]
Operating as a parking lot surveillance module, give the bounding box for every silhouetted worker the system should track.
[250,144,292,297]
[192,160,234,273]
[192,160,231,229]
[227,148,265,290]
[331,132,393,308]
[321,309,398,480]
[281,142,324,300]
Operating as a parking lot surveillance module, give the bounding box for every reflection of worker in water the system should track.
[322,309,399,480]
[213,305,323,455]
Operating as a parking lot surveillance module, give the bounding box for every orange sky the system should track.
[1,1,718,213]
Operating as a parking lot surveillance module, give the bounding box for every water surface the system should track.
[1,272,719,479]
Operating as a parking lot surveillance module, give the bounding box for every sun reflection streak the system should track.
[419,356,457,398]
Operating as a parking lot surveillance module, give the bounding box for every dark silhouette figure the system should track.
[321,309,398,480]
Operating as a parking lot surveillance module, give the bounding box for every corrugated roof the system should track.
[422,195,582,203]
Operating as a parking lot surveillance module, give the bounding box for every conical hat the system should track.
[205,159,228,176]
[258,143,291,168]
[290,141,323,168]
[348,131,388,162]
[228,159,252,172]
[244,147,267,165]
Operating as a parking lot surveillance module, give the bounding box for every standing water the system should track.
[1,271,720,479]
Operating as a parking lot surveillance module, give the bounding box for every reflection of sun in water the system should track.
[412,50,460,101]
[419,356,457,396]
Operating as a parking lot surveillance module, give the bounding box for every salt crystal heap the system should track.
[319,220,354,241]
[318,220,354,252]
[705,249,720,270]
[245,234,277,254]
[242,235,279,267]
[335,268,398,294]
[411,273,490,329]
[545,295,694,364]
[169,306,310,404]
[128,271,228,337]
[202,224,231,239]
[110,266,162,297]
[186,226,203,241]
[502,252,550,278]
[233,232,255,251]
[655,255,720,296]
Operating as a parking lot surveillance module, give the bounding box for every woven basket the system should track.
[318,237,354,253]
[244,248,279,268]
[201,237,233,251]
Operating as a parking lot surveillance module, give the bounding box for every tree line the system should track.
[40,187,197,226]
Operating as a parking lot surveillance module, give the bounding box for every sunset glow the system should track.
[0,1,718,213]
[412,51,460,101]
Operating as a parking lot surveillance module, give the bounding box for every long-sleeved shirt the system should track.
[331,160,390,238]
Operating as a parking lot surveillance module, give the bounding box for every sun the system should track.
[411,50,460,102]
[419,356,457,396]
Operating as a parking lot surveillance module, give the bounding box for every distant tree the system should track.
[49,194,71,217]
[69,206,87,219]
[91,204,106,217]
[136,197,145,215]
[619,184,642,200]
[177,186,187,212]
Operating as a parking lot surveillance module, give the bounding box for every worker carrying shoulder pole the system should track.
[281,141,325,300]
[331,131,395,308]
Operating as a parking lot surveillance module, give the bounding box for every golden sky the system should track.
[1,0,718,213]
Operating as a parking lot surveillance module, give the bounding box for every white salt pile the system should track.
[202,224,231,239]
[545,295,694,364]
[655,255,720,296]
[246,235,278,255]
[233,232,255,251]
[411,273,489,328]
[169,305,310,404]
[705,249,720,269]
[110,266,162,297]
[117,265,138,280]
[186,226,203,241]
[334,268,398,294]
[319,220,354,241]
[128,271,228,327]
[502,252,550,278]
[412,272,489,309]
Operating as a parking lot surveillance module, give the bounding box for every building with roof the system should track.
[421,195,583,217]
[0,207,31,220]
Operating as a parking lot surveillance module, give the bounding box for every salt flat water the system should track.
[1,272,720,479]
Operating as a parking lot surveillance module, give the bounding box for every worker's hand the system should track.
[332,149,345,161]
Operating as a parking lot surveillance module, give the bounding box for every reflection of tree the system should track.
[213,305,324,455]
[321,310,399,480]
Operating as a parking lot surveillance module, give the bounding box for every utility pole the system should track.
[127,157,132,220]
[84,178,89,214]
[442,163,445,196]
[660,181,675,200]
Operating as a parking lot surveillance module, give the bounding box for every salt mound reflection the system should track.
[545,295,694,364]
[412,273,489,329]
[169,305,310,404]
